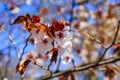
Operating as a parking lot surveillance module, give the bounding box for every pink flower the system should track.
[55,31,72,46]
[30,29,53,54]
[61,51,73,64]
[30,24,73,64]
[35,35,53,54]
[30,29,44,40]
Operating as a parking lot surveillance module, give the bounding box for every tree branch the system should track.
[79,31,106,48]
[72,29,106,49]
[3,28,19,56]
[96,20,120,64]
[39,56,120,80]
[19,33,32,61]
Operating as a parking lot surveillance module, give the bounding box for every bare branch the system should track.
[96,20,120,64]
[47,60,52,70]
[35,63,53,77]
[3,28,19,56]
[109,20,120,47]
[19,33,32,61]
[35,63,47,71]
[39,56,120,80]
[73,29,106,48]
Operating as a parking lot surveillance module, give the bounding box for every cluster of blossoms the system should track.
[13,14,73,64]
[31,21,73,64]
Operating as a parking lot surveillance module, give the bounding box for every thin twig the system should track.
[72,59,76,70]
[96,20,120,64]
[47,61,52,70]
[19,33,32,61]
[35,63,47,71]
[47,41,54,70]
[73,29,106,48]
[3,29,19,55]
[34,63,53,77]
[80,31,106,48]
[2,28,13,80]
[54,56,61,73]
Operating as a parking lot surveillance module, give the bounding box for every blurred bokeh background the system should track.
[0,0,120,80]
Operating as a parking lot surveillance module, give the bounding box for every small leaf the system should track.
[113,43,120,48]
[90,68,98,76]
[105,64,115,79]
[31,59,36,64]
[36,23,47,32]
[59,75,64,80]
[39,8,48,16]
[52,21,64,31]
[32,15,40,23]
[29,37,35,44]
[67,74,75,80]
[49,47,60,63]
[46,20,68,40]
[12,16,27,24]
[47,28,55,40]
[16,59,31,77]
[50,50,58,63]
[26,52,33,60]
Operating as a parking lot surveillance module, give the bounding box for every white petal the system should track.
[35,58,45,66]
[3,78,8,80]
[11,7,20,14]
[58,47,66,55]
[61,52,73,64]
[63,26,70,31]
[61,40,72,48]
[30,29,45,40]
[47,52,53,59]
[26,0,32,5]
[35,37,53,54]
[64,31,73,40]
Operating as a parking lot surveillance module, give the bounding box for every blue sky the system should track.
[0,0,119,79]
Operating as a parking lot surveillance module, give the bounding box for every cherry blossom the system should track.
[30,29,53,54]
[3,78,8,80]
[55,26,73,64]
[26,0,32,5]
[61,51,73,64]
[28,20,73,64]
[55,31,72,45]
[35,35,53,54]
[11,7,20,14]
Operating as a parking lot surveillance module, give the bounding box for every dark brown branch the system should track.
[96,20,120,64]
[19,33,32,61]
[39,56,120,80]
[47,61,52,70]
[54,56,61,73]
